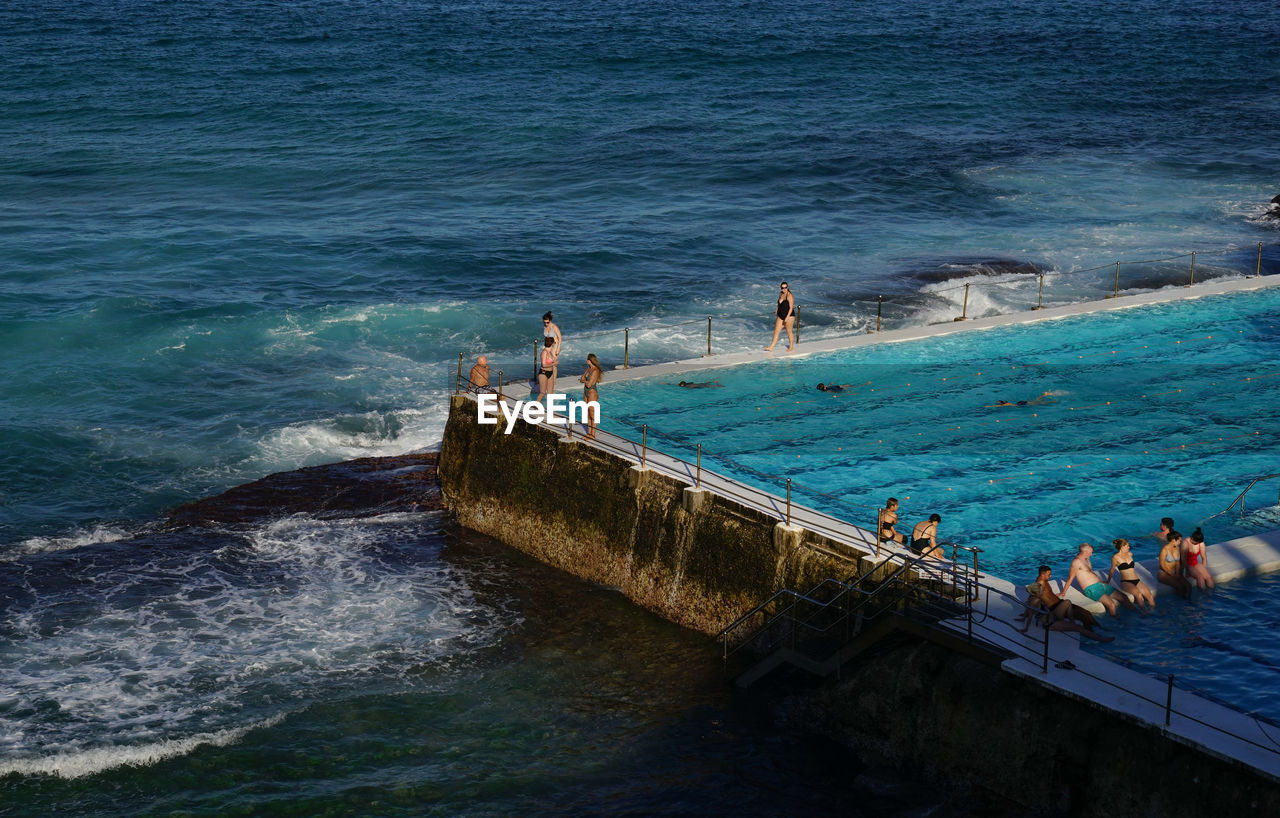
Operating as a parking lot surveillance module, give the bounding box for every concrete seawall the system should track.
[439,394,887,635]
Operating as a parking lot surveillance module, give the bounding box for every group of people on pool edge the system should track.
[877,498,944,560]
[468,312,604,439]
[1018,517,1216,640]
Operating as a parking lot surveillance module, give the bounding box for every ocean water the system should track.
[3,0,1279,811]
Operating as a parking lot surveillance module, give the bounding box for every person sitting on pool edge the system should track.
[877,498,906,549]
[910,514,943,559]
[1063,543,1138,616]
[1157,530,1192,600]
[817,383,854,393]
[1020,565,1114,642]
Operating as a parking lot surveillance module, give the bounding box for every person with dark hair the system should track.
[542,312,562,386]
[764,282,796,352]
[1184,528,1215,590]
[1150,517,1175,543]
[677,379,722,388]
[817,383,853,393]
[1157,531,1192,600]
[537,336,558,402]
[1020,565,1113,642]
[1106,538,1156,611]
[911,514,943,559]
[579,353,603,440]
[878,498,905,548]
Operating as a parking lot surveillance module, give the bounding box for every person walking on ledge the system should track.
[764,281,796,352]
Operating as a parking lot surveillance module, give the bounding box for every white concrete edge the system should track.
[600,274,1280,383]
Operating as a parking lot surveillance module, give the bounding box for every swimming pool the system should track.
[599,285,1280,722]
[601,286,1280,575]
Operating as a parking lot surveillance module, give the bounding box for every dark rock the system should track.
[166,452,440,528]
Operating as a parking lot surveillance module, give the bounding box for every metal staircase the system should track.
[718,543,997,687]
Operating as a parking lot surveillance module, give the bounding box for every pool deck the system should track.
[483,274,1280,781]
[605,274,1280,383]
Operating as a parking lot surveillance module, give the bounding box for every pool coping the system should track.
[601,273,1280,382]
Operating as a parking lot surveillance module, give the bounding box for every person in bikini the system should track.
[764,281,796,352]
[536,335,559,403]
[1020,565,1113,642]
[1183,527,1215,590]
[1105,538,1156,611]
[910,514,944,560]
[877,497,906,552]
[1063,543,1138,616]
[1157,530,1192,600]
[578,353,603,440]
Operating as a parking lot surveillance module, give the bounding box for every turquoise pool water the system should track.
[602,286,1280,575]
[601,284,1280,722]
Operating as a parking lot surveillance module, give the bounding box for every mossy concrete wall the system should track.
[780,639,1280,818]
[438,395,885,635]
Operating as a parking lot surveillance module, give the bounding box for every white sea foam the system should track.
[0,514,514,779]
[251,405,449,472]
[9,525,136,559]
[0,715,286,779]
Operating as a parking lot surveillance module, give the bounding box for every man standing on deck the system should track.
[468,356,490,392]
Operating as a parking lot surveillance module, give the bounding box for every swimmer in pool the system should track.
[987,391,1057,408]
[677,380,723,388]
[816,383,853,393]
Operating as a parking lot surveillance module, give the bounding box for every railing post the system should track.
[455,353,464,394]
[1033,275,1044,310]
[706,316,712,357]
[794,306,800,345]
[876,295,883,332]
[497,370,504,402]
[1165,674,1175,726]
[1189,251,1195,287]
[641,424,647,468]
[624,328,630,369]
[696,444,701,487]
[533,341,539,382]
[954,284,969,322]
[1042,620,1050,674]
[786,478,792,526]
[1258,242,1263,278]
[1112,261,1120,298]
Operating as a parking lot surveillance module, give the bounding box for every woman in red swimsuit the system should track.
[1183,527,1215,590]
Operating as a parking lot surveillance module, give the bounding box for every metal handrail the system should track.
[1204,472,1280,522]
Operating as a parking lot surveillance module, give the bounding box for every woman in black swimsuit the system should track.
[910,514,943,560]
[764,281,796,352]
[1106,538,1156,611]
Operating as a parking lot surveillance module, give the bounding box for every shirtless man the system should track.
[468,355,490,392]
[816,383,853,393]
[1063,543,1137,616]
[1022,565,1103,632]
